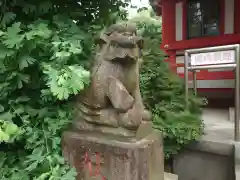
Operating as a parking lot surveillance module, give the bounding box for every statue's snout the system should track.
[111,35,143,49]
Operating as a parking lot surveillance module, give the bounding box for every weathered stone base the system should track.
[62,122,164,180]
[173,140,234,180]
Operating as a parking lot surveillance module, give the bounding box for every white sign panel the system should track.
[190,50,235,66]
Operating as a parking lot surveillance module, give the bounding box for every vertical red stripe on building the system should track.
[161,0,176,46]
[182,0,187,40]
[220,0,225,35]
[161,0,177,73]
[234,0,240,33]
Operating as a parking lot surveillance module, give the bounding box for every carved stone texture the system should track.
[73,22,151,137]
[62,122,164,180]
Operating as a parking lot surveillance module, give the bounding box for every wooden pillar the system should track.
[161,0,177,72]
[234,0,240,33]
[220,0,225,35]
[161,0,176,47]
[182,0,187,40]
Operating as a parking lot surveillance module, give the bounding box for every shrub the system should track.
[130,9,204,159]
[0,0,128,179]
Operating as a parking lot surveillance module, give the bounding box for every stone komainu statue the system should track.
[73,23,152,136]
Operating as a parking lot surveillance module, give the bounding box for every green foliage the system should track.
[0,0,129,179]
[0,120,21,143]
[130,9,204,159]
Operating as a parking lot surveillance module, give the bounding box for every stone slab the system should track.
[173,148,234,180]
[187,140,233,156]
[62,123,164,180]
[164,172,178,180]
[201,108,235,143]
[173,108,236,180]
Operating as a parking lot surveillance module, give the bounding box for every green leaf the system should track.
[0,112,14,121]
[35,172,50,180]
[19,55,36,70]
[0,129,10,142]
[0,45,14,59]
[3,22,24,49]
[0,30,5,36]
[25,161,38,171]
[4,123,19,135]
[9,171,30,180]
[26,23,52,39]
[61,168,77,180]
[17,73,30,84]
[55,51,71,58]
[16,96,30,102]
[6,22,22,35]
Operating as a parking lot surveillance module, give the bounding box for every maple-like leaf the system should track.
[3,22,24,49]
[18,55,36,70]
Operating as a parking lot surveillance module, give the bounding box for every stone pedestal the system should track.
[62,122,164,180]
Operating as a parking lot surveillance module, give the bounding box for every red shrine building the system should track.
[151,0,240,99]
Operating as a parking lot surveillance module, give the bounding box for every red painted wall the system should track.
[159,0,240,91]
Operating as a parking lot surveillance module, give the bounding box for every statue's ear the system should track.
[95,33,108,46]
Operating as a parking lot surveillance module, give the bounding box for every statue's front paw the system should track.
[142,110,152,121]
[119,109,141,130]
